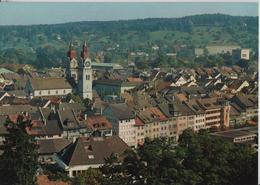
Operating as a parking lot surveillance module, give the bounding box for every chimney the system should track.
[84,113,88,120]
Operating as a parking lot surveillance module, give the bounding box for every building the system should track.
[206,44,240,55]
[196,98,230,129]
[211,127,257,143]
[87,115,113,137]
[25,77,73,97]
[232,48,250,60]
[38,138,71,164]
[54,136,129,177]
[94,79,141,97]
[78,41,93,100]
[57,109,90,141]
[103,103,136,147]
[67,41,93,100]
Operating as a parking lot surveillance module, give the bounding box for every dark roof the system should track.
[58,102,86,112]
[27,119,63,136]
[94,79,140,87]
[157,103,173,118]
[108,103,135,120]
[38,138,71,155]
[57,136,129,166]
[211,130,257,139]
[0,105,38,116]
[57,109,86,130]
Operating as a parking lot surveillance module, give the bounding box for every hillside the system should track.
[0,14,258,69]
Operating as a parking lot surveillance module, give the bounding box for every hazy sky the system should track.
[0,2,258,25]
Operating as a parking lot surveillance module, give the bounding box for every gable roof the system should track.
[38,138,71,155]
[57,136,129,166]
[30,77,72,90]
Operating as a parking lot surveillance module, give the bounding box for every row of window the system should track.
[38,89,67,95]
[195,119,205,123]
[206,116,220,121]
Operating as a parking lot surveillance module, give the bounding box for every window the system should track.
[86,75,90,80]
[63,90,66,94]
[48,90,50,95]
[56,90,58,94]
[39,91,41,95]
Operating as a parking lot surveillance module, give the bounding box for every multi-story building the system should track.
[196,98,230,129]
[103,103,136,147]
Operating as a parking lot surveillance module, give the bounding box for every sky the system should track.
[0,2,258,25]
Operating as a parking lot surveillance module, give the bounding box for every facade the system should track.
[25,77,73,97]
[103,103,136,147]
[67,41,93,100]
[196,98,230,129]
[94,79,140,97]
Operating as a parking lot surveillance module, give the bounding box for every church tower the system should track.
[78,41,93,100]
[67,42,79,84]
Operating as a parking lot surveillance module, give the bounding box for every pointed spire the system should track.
[81,40,89,59]
[67,41,77,59]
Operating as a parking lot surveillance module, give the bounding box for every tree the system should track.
[100,153,127,185]
[0,115,38,185]
[99,129,257,185]
[83,98,93,111]
[65,93,82,103]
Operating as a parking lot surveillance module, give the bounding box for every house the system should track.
[227,80,249,93]
[103,103,136,147]
[54,136,129,177]
[196,98,231,129]
[87,115,113,137]
[230,94,258,120]
[136,107,169,145]
[38,138,71,163]
[25,77,73,97]
[184,100,206,132]
[93,79,141,97]
[57,109,90,141]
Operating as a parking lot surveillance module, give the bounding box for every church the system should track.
[25,41,93,100]
[67,41,93,100]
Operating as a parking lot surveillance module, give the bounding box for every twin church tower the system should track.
[66,41,93,100]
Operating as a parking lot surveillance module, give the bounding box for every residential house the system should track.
[38,138,71,163]
[87,115,113,137]
[54,136,129,177]
[103,103,136,147]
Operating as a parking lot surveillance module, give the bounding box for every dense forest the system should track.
[0,14,258,69]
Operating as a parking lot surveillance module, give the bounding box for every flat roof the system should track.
[211,129,256,139]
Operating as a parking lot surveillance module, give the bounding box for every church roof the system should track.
[30,77,72,90]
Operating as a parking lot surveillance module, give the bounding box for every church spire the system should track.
[81,40,89,60]
[67,41,77,59]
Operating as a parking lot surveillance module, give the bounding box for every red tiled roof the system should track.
[127,77,143,83]
[135,117,144,126]
[37,175,70,185]
[87,115,112,130]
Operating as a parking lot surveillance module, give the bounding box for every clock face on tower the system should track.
[84,59,91,67]
[70,59,77,68]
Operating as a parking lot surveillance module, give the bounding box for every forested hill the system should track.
[0,14,258,69]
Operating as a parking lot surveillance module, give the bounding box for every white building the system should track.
[54,136,129,177]
[25,77,73,97]
[103,103,136,147]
